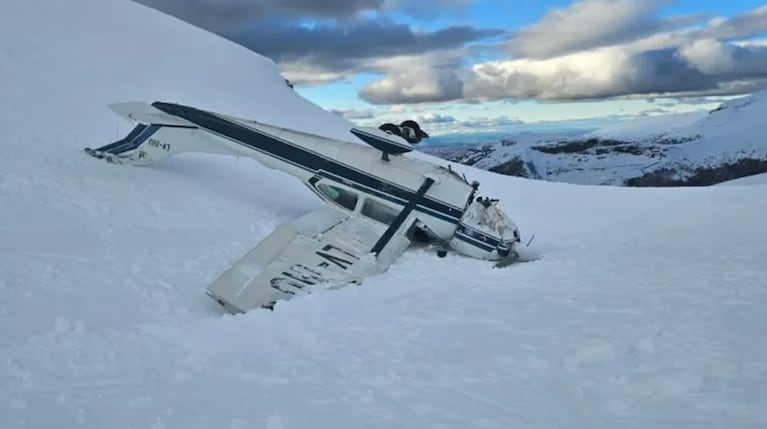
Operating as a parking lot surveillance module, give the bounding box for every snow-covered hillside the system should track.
[0,0,355,144]
[2,1,767,428]
[586,111,707,141]
[448,92,767,186]
[717,172,767,186]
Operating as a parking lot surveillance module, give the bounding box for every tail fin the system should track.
[84,101,235,166]
[84,124,159,158]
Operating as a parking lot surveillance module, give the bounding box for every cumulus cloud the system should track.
[678,39,738,74]
[364,3,767,104]
[415,113,457,123]
[136,0,501,88]
[698,5,767,40]
[137,0,485,32]
[382,0,476,19]
[135,0,384,31]
[494,4,767,101]
[679,39,767,76]
[139,0,767,105]
[418,115,524,134]
[360,68,464,104]
[508,0,696,58]
[465,46,720,101]
[328,107,376,120]
[233,19,501,73]
[462,27,767,102]
[459,115,524,127]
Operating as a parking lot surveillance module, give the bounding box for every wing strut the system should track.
[370,177,435,256]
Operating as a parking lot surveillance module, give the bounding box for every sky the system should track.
[136,0,767,135]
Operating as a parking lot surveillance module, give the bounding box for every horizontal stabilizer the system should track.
[108,101,197,128]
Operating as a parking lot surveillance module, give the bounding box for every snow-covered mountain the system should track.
[2,1,766,428]
[447,92,767,186]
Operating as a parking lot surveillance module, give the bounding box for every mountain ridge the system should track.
[443,90,767,186]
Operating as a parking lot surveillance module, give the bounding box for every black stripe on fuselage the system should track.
[151,102,465,223]
[454,231,496,252]
[150,123,198,129]
[92,124,148,154]
[456,224,502,248]
[98,124,160,155]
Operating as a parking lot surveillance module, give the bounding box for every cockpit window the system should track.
[317,183,358,210]
[361,198,400,225]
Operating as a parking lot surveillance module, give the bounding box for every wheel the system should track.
[400,120,429,142]
[378,123,401,136]
[437,249,448,258]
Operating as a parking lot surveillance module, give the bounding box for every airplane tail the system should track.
[84,102,237,165]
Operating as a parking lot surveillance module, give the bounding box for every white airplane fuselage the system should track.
[95,101,521,261]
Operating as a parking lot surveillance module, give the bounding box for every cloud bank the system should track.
[137,0,767,105]
[362,3,767,104]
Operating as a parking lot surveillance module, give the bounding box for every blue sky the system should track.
[139,0,767,134]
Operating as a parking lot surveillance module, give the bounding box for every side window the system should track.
[361,198,400,225]
[317,183,358,211]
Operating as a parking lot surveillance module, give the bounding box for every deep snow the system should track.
[2,1,767,428]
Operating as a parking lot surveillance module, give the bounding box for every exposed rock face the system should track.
[489,157,528,177]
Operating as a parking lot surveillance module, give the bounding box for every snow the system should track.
[588,91,767,156]
[0,0,354,144]
[667,91,767,161]
[2,1,767,428]
[585,111,707,141]
[716,172,767,186]
[460,90,767,185]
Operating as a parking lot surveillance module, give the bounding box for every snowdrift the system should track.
[1,1,766,428]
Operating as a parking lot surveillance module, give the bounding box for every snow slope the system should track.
[2,1,767,428]
[0,0,355,144]
[585,111,707,141]
[717,172,767,186]
[452,92,767,186]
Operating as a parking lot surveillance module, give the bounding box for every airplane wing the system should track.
[350,126,413,154]
[207,206,413,313]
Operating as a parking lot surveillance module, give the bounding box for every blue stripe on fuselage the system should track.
[108,124,159,155]
[456,224,502,248]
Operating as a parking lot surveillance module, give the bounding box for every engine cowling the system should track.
[449,197,521,261]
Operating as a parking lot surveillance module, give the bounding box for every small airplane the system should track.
[85,101,534,313]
